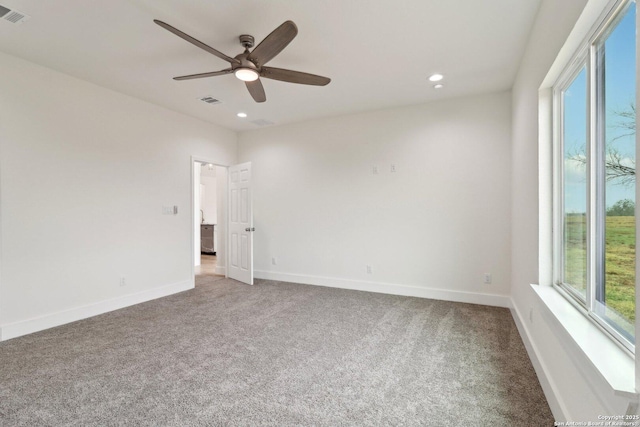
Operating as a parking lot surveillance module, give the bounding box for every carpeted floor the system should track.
[0,276,553,426]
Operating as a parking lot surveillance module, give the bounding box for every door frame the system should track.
[190,156,228,284]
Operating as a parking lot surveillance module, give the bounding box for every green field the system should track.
[565,215,635,324]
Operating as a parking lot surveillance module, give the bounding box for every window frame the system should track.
[552,0,636,354]
[553,54,590,305]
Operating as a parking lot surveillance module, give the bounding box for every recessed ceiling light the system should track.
[429,74,444,82]
[433,84,444,89]
[237,112,248,118]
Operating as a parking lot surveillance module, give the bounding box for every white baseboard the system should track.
[215,266,226,275]
[254,270,511,308]
[0,279,194,341]
[510,300,568,421]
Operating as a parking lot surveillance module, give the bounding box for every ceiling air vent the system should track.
[251,119,275,127]
[0,4,30,24]
[198,96,221,105]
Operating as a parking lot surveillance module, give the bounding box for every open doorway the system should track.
[192,159,228,279]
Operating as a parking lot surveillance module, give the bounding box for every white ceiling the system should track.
[0,0,541,131]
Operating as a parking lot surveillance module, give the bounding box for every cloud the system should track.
[564,155,586,183]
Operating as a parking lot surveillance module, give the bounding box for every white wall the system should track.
[201,175,218,225]
[238,92,512,306]
[0,52,237,339]
[510,0,634,420]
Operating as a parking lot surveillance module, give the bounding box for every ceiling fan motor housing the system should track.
[239,34,254,49]
[234,52,259,71]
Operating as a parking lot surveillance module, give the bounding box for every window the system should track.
[554,0,636,351]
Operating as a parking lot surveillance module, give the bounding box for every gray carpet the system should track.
[0,276,553,426]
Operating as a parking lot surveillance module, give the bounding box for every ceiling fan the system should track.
[154,19,331,103]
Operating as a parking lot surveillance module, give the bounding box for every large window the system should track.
[554,0,636,351]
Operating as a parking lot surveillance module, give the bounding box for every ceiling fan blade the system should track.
[248,21,298,66]
[245,79,266,103]
[154,20,239,65]
[261,67,331,86]
[173,68,233,81]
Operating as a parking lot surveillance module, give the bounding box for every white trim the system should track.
[531,284,638,405]
[254,270,511,308]
[511,299,570,421]
[215,266,226,275]
[541,0,620,88]
[539,88,554,287]
[0,279,193,341]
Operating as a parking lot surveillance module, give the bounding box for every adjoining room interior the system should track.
[193,161,227,277]
[0,0,637,425]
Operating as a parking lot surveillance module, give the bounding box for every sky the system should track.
[564,1,636,213]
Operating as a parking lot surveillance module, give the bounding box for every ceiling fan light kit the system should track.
[235,68,259,82]
[154,19,331,103]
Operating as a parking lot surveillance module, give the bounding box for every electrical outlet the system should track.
[120,277,126,287]
[391,164,396,173]
[272,257,277,265]
[372,166,378,175]
[483,273,492,284]
[366,265,372,274]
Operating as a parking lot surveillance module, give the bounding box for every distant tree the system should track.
[606,199,635,216]
[612,103,636,142]
[569,103,636,187]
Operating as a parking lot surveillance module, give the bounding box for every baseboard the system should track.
[510,300,568,421]
[0,279,194,342]
[254,270,511,308]
[215,266,226,275]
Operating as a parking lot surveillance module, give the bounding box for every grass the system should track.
[604,216,635,323]
[564,214,587,293]
[564,214,635,324]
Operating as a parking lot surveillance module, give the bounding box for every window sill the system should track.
[531,284,637,399]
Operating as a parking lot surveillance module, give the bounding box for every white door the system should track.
[228,162,254,285]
